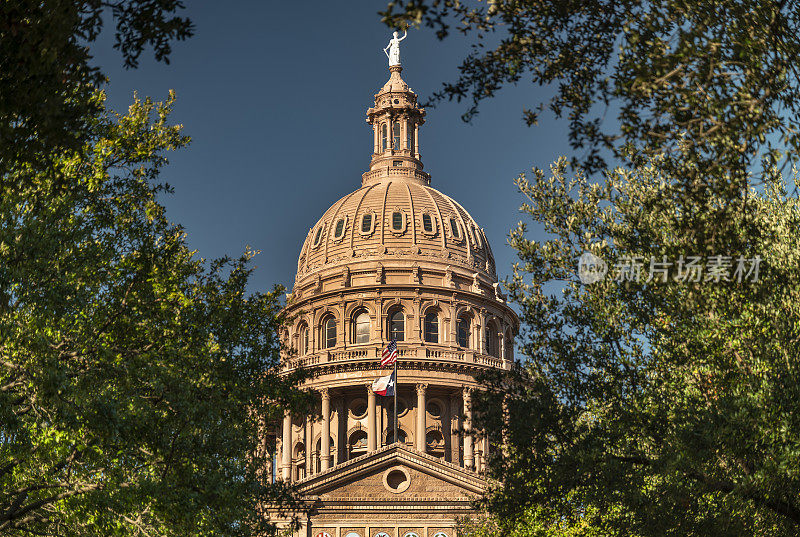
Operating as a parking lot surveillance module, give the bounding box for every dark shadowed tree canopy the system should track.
[0,0,193,175]
[0,94,309,537]
[382,1,800,213]
[469,153,800,536]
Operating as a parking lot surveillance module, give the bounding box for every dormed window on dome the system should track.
[390,210,406,234]
[421,213,436,235]
[312,226,324,248]
[449,217,463,241]
[471,225,483,248]
[360,212,376,235]
[333,216,348,241]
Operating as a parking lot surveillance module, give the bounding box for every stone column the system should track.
[377,397,384,448]
[367,384,377,451]
[450,393,461,465]
[416,383,427,452]
[414,124,420,157]
[331,399,340,467]
[305,415,313,477]
[477,311,486,355]
[281,411,292,481]
[499,325,506,361]
[463,387,474,470]
[321,388,331,471]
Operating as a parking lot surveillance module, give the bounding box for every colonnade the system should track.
[276,384,484,483]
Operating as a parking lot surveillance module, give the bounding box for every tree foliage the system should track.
[0,93,308,536]
[0,0,193,175]
[382,1,800,211]
[471,152,800,535]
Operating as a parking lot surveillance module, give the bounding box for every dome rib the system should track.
[405,182,416,247]
[349,184,378,252]
[435,186,474,262]
[379,181,391,246]
[324,189,358,261]
[420,184,447,250]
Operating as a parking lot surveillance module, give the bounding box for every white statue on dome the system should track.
[384,30,407,67]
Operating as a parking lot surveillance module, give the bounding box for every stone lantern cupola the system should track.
[364,65,428,185]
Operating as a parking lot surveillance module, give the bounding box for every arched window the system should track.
[315,436,336,471]
[407,120,414,153]
[386,429,408,444]
[389,310,404,341]
[485,325,500,357]
[333,218,346,239]
[353,311,370,344]
[391,210,404,232]
[312,226,323,247]
[349,430,368,458]
[422,213,434,233]
[392,120,401,150]
[381,123,388,151]
[425,430,444,451]
[457,317,470,348]
[322,316,337,349]
[505,330,514,360]
[298,323,309,355]
[361,213,374,234]
[424,311,439,343]
[449,217,462,240]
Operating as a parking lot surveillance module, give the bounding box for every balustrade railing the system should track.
[283,343,509,371]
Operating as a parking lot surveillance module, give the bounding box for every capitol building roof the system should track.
[295,66,496,287]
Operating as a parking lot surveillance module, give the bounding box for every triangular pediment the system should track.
[297,444,484,501]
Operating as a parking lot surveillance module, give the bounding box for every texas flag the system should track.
[372,370,396,396]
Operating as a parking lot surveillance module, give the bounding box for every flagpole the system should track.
[393,348,398,444]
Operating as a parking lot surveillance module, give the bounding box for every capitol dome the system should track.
[296,180,497,285]
[275,61,518,502]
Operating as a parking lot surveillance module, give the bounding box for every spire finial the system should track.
[383,30,408,67]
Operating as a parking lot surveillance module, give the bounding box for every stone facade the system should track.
[269,63,518,537]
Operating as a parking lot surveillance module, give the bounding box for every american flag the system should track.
[381,340,398,368]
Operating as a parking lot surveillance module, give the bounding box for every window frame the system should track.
[388,309,405,342]
[392,120,401,150]
[449,217,463,242]
[312,225,324,248]
[322,315,337,349]
[457,316,471,348]
[421,212,436,235]
[352,310,371,345]
[332,216,348,241]
[424,311,439,343]
[390,209,406,234]
[381,122,388,151]
[359,211,376,236]
[298,323,309,355]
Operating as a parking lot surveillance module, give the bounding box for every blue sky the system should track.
[92,1,569,295]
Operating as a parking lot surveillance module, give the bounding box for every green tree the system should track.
[470,153,800,535]
[0,0,193,175]
[382,1,800,215]
[0,93,308,536]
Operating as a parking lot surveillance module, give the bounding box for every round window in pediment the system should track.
[383,466,411,493]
